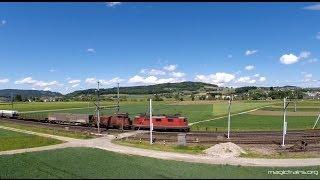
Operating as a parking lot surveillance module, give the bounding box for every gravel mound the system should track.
[204,142,247,158]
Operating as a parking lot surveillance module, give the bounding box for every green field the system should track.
[0,128,62,151]
[0,121,93,139]
[1,100,319,132]
[194,114,317,132]
[0,147,319,179]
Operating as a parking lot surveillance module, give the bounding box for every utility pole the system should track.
[282,97,288,147]
[117,83,120,114]
[149,98,153,144]
[227,95,232,139]
[11,91,13,110]
[97,81,100,134]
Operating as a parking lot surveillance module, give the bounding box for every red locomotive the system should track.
[132,114,190,132]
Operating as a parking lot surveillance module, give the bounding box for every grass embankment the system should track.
[0,121,93,139]
[0,129,62,151]
[0,147,319,179]
[114,139,209,154]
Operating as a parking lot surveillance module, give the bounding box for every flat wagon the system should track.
[48,113,92,125]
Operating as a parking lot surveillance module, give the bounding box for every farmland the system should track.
[0,128,62,151]
[0,147,319,179]
[0,99,319,132]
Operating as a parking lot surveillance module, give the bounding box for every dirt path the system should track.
[1,125,320,167]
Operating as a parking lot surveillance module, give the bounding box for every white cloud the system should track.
[317,32,320,40]
[194,72,235,86]
[253,74,260,77]
[302,73,313,82]
[0,79,9,83]
[128,75,183,85]
[279,51,311,65]
[236,76,256,84]
[86,48,96,53]
[259,77,266,82]
[163,64,177,71]
[68,79,81,84]
[171,72,186,78]
[279,54,299,64]
[106,2,122,7]
[49,69,56,72]
[85,77,123,86]
[245,50,258,56]
[299,51,311,59]
[303,4,320,10]
[15,77,61,90]
[140,69,166,76]
[245,65,255,71]
[44,87,51,91]
[71,84,79,88]
[85,78,97,84]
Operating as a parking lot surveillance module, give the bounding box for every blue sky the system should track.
[0,2,319,94]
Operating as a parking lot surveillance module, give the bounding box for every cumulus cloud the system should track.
[259,77,266,82]
[279,54,299,65]
[85,77,123,86]
[140,69,166,76]
[86,48,96,53]
[15,77,61,90]
[253,74,260,77]
[303,4,320,10]
[128,75,183,85]
[245,65,255,71]
[299,51,311,59]
[0,79,9,83]
[106,2,122,7]
[171,72,186,78]
[279,51,311,65]
[163,64,177,71]
[245,50,258,56]
[68,79,81,84]
[194,72,235,86]
[44,87,51,91]
[236,76,256,84]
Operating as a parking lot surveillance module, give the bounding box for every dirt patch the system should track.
[204,142,247,158]
[248,110,319,116]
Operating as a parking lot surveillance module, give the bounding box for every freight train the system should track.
[0,110,190,132]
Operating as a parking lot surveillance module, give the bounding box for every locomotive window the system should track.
[168,118,173,122]
[183,119,187,122]
[156,118,162,122]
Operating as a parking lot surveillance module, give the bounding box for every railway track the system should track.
[1,117,320,148]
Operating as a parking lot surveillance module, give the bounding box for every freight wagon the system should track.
[48,113,93,125]
[0,110,19,118]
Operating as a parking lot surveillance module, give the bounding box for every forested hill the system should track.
[66,81,218,97]
[0,89,62,99]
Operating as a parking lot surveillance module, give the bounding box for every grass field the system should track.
[0,147,319,179]
[1,100,319,132]
[0,128,62,151]
[0,121,93,139]
[192,114,317,132]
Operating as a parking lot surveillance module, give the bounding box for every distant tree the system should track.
[15,94,22,102]
[153,94,163,101]
[190,94,195,101]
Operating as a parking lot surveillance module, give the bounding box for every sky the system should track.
[0,2,319,94]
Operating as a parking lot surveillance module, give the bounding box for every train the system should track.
[0,110,190,132]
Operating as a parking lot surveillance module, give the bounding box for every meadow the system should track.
[0,147,319,179]
[0,128,62,151]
